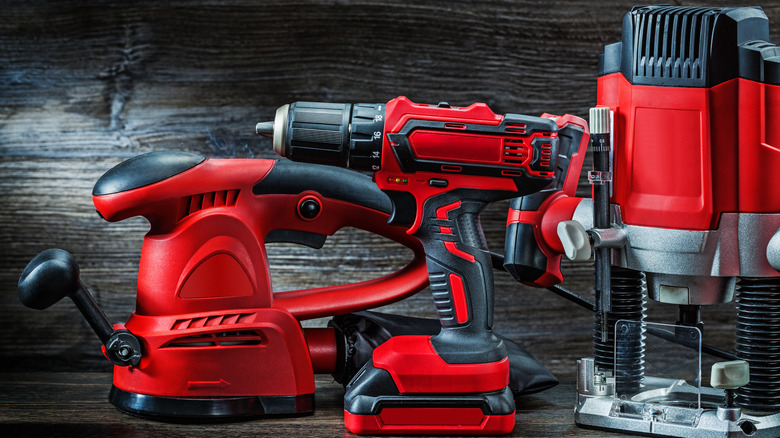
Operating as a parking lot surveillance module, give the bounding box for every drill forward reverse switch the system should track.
[258,96,586,435]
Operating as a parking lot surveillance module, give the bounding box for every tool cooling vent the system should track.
[630,6,720,81]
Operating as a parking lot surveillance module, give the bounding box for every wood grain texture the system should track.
[0,372,626,437]
[0,0,777,393]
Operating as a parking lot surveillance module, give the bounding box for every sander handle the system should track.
[18,249,142,367]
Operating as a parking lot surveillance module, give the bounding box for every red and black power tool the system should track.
[504,5,780,437]
[18,151,429,420]
[258,96,588,434]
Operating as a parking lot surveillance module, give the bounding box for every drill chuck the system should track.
[259,101,385,171]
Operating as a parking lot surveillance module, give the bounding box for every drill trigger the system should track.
[382,190,417,227]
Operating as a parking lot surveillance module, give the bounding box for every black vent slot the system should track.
[633,6,720,82]
[602,6,771,87]
[502,138,527,165]
[163,331,263,348]
[178,189,239,221]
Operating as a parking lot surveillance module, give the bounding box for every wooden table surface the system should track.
[2,1,778,436]
[0,372,638,437]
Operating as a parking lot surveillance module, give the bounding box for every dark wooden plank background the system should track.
[1,0,777,407]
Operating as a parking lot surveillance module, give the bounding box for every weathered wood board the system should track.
[1,1,777,383]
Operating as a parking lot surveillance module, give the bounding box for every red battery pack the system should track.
[344,408,515,435]
[343,336,515,435]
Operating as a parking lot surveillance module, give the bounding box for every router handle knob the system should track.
[711,360,750,390]
[557,220,592,261]
[711,360,750,408]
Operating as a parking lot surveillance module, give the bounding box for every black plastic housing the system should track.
[599,5,779,87]
[503,123,587,284]
[252,159,392,214]
[283,102,384,170]
[93,151,205,196]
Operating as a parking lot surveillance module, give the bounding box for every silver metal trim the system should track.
[589,107,612,135]
[575,376,779,437]
[272,104,289,157]
[564,200,780,304]
[577,357,615,397]
[569,199,780,279]
[617,213,780,279]
[768,228,780,273]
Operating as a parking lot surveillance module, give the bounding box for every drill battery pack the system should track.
[342,336,515,435]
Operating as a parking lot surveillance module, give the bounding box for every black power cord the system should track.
[489,252,739,361]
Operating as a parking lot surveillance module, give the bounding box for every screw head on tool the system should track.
[106,330,142,367]
[298,197,322,220]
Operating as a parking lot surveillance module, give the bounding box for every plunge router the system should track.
[504,5,780,437]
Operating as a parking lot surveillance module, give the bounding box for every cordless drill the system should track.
[258,96,587,434]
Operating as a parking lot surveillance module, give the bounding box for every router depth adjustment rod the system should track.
[589,106,613,343]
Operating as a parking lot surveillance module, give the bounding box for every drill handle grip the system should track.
[414,191,506,364]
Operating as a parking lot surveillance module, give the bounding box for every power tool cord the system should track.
[489,251,739,361]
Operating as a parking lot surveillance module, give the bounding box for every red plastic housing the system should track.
[344,335,514,435]
[93,157,429,400]
[376,96,558,234]
[344,408,515,436]
[504,114,590,287]
[598,73,780,230]
[372,336,510,394]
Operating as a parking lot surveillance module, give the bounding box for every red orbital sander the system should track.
[18,151,429,421]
